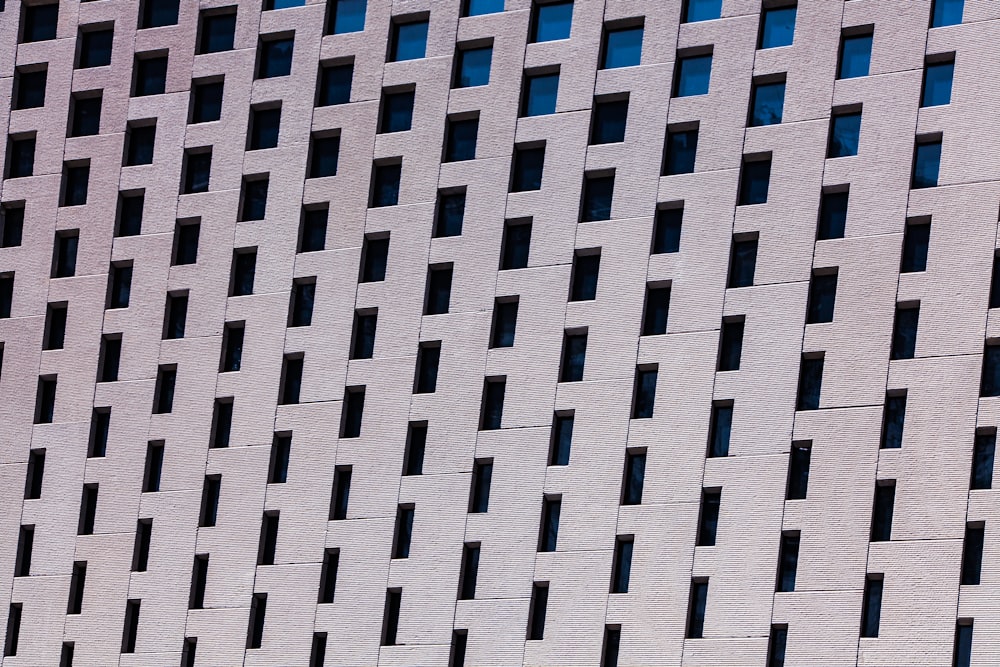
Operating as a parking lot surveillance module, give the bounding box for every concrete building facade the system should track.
[0,0,996,665]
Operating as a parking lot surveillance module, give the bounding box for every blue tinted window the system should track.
[522,73,559,116]
[749,82,785,126]
[318,63,353,106]
[266,0,305,8]
[912,141,941,189]
[674,55,712,97]
[532,2,573,42]
[683,0,722,22]
[391,21,428,61]
[258,38,294,79]
[828,112,861,158]
[465,0,504,16]
[663,129,698,175]
[330,0,366,34]
[445,119,478,162]
[602,27,643,69]
[838,34,873,79]
[921,62,954,107]
[455,47,492,87]
[759,7,796,48]
[738,159,771,205]
[380,92,414,133]
[930,0,963,27]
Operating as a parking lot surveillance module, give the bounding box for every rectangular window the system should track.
[370,162,402,207]
[340,387,365,438]
[240,176,269,221]
[21,3,58,43]
[538,496,561,552]
[490,298,518,348]
[330,466,352,520]
[548,413,574,466]
[360,235,389,281]
[673,53,712,97]
[459,544,480,600]
[971,432,995,490]
[684,0,722,22]
[767,625,788,667]
[450,631,468,667]
[601,24,643,69]
[717,318,744,371]
[389,18,429,62]
[860,576,883,638]
[527,583,549,640]
[379,90,414,133]
[961,523,984,586]
[107,264,133,309]
[759,6,796,48]
[292,208,327,254]
[796,355,824,411]
[425,265,453,315]
[621,450,646,505]
[14,525,33,577]
[52,232,79,278]
[828,108,862,158]
[931,0,963,27]
[708,404,733,458]
[43,303,68,350]
[246,593,267,649]
[728,237,758,288]
[133,54,168,96]
[414,343,441,393]
[570,251,600,301]
[870,482,896,542]
[67,561,86,615]
[590,97,628,144]
[776,533,800,593]
[199,475,221,527]
[559,331,587,382]
[787,442,811,500]
[511,144,545,192]
[954,622,973,667]
[602,626,621,667]
[97,336,121,382]
[124,123,156,166]
[181,639,197,667]
[3,604,20,657]
[61,163,90,207]
[652,207,683,254]
[115,192,144,237]
[697,490,721,547]
[880,393,907,450]
[738,157,771,205]
[189,555,208,609]
[142,441,164,493]
[531,1,572,42]
[392,505,415,559]
[182,149,212,194]
[1,205,25,248]
[153,366,177,414]
[172,221,201,266]
[610,536,634,593]
[632,368,657,419]
[24,449,45,500]
[88,408,111,457]
[581,173,614,222]
[403,422,427,476]
[890,304,920,360]
[818,190,849,240]
[521,71,560,116]
[288,279,315,328]
[121,600,141,654]
[268,435,291,484]
[922,58,954,107]
[205,397,232,448]
[807,271,837,323]
[454,44,492,88]
[257,511,280,565]
[6,134,35,179]
[642,285,671,336]
[912,137,942,189]
[749,79,785,126]
[662,126,698,175]
[220,323,245,372]
[350,310,378,359]
[248,106,281,150]
[327,0,366,34]
[318,549,339,604]
[464,0,504,17]
[838,30,873,79]
[469,459,493,512]
[381,589,401,646]
[69,94,102,137]
[435,191,466,238]
[13,67,47,110]
[982,343,1000,397]
[444,117,479,162]
[198,10,237,53]
[901,220,931,273]
[317,61,353,106]
[500,219,532,269]
[686,580,709,638]
[35,376,57,424]
[257,36,294,79]
[131,519,151,570]
[190,78,224,123]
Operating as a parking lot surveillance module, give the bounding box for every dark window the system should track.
[153,366,176,414]
[632,368,657,419]
[425,265,453,315]
[610,536,634,593]
[6,135,35,178]
[922,60,954,107]
[890,304,919,360]
[24,449,45,500]
[318,549,339,603]
[289,280,315,327]
[248,106,281,150]
[35,376,57,424]
[329,466,352,520]
[1,205,24,248]
[570,252,600,301]
[642,286,671,336]
[531,1,572,42]
[299,208,328,252]
[652,207,683,254]
[62,164,90,207]
[230,250,257,296]
[971,432,995,490]
[521,71,559,116]
[954,622,973,667]
[3,604,20,657]
[759,6,796,48]
[450,631,468,667]
[181,639,196,667]
[237,176,269,222]
[717,319,744,371]
[480,379,505,430]
[787,442,811,500]
[189,555,208,609]
[173,221,200,265]
[549,413,573,466]
[21,3,59,43]
[340,387,365,438]
[182,150,212,194]
[464,0,504,16]
[327,0,366,34]
[14,525,33,577]
[190,79,224,123]
[115,192,144,237]
[749,80,785,126]
[961,523,984,586]
[67,561,86,614]
[392,505,415,559]
[140,0,180,29]
[901,221,930,273]
[318,62,353,106]
[590,98,628,144]
[43,303,67,350]
[870,482,896,542]
[199,475,221,527]
[663,127,698,175]
[602,626,621,667]
[124,123,156,166]
[257,36,293,79]
[88,408,111,457]
[580,173,614,222]
[686,580,709,638]
[767,626,788,667]
[511,145,545,192]
[13,67,47,110]
[435,191,465,238]
[469,459,493,512]
[982,343,1000,397]
[257,511,280,565]
[776,533,799,593]
[77,27,113,69]
[98,336,122,383]
[807,271,838,323]
[931,0,964,27]
[527,583,548,640]
[796,355,824,411]
[403,423,427,476]
[537,496,561,552]
[0,274,12,319]
[211,399,233,448]
[683,0,722,22]
[379,91,414,133]
[880,393,907,450]
[444,118,479,162]
[381,590,401,646]
[121,600,141,653]
[199,10,237,53]
[601,25,643,69]
[673,53,712,97]
[818,190,849,240]
[728,237,758,287]
[52,232,79,278]
[828,110,862,158]
[459,544,480,600]
[69,94,102,137]
[487,298,519,349]
[912,139,942,189]
[268,435,291,484]
[246,593,267,649]
[414,343,441,393]
[860,576,883,638]
[455,45,492,88]
[621,450,646,504]
[708,404,733,458]
[280,356,303,405]
[309,134,340,178]
[133,55,167,96]
[838,31,873,79]
[697,490,721,546]
[371,162,402,207]
[350,310,378,359]
[389,19,429,62]
[108,264,133,309]
[79,484,99,535]
[738,158,771,205]
[559,332,587,382]
[500,220,532,270]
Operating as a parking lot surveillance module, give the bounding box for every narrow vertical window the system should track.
[153,366,177,414]
[0,274,12,319]
[796,354,824,411]
[199,476,221,527]
[425,265,454,315]
[728,237,758,287]
[350,310,378,359]
[288,279,316,328]
[450,630,468,667]
[131,519,152,571]
[527,583,548,640]
[163,293,188,339]
[490,298,519,348]
[391,505,415,559]
[247,593,267,649]
[559,331,587,382]
[786,442,811,500]
[548,413,574,466]
[960,523,984,586]
[901,220,931,273]
[500,220,532,269]
[569,252,601,301]
[280,355,304,405]
[310,634,327,667]
[52,231,79,278]
[510,145,545,192]
[257,511,280,565]
[642,285,671,336]
[890,304,920,360]
[182,149,212,194]
[318,549,339,603]
[479,378,505,430]
[88,408,111,457]
[14,525,33,577]
[610,536,634,593]
[381,589,402,646]
[717,318,745,371]
[662,126,699,175]
[1,204,26,248]
[370,161,402,207]
[78,484,99,535]
[860,576,883,638]
[211,399,234,449]
[435,191,466,238]
[414,343,441,393]
[922,58,954,107]
[652,206,683,254]
[67,561,86,615]
[230,250,257,296]
[459,544,480,600]
[24,449,45,500]
[632,367,657,419]
[403,423,427,476]
[3,604,20,657]
[189,555,209,609]
[971,432,996,490]
[267,435,291,484]
[299,208,329,253]
[469,459,493,513]
[870,482,896,542]
[239,176,269,221]
[880,392,907,449]
[818,190,849,240]
[141,441,164,493]
[181,638,197,667]
[172,220,201,265]
[912,137,943,189]
[340,387,365,438]
[35,376,58,424]
[696,490,721,546]
[738,157,771,205]
[98,336,122,382]
[707,404,733,458]
[767,625,788,667]
[329,466,352,520]
[806,271,838,323]
[360,235,389,282]
[686,580,709,639]
[602,626,621,667]
[621,450,646,505]
[827,107,863,158]
[537,496,561,552]
[953,621,973,667]
[776,533,800,592]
